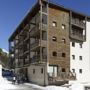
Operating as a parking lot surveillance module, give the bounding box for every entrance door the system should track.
[48,66,58,77]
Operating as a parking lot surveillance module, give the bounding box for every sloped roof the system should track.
[43,0,89,17]
[9,0,90,41]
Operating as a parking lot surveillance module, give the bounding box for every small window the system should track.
[79,69,82,73]
[62,68,66,72]
[80,43,82,48]
[52,21,57,27]
[61,38,66,44]
[62,24,66,30]
[62,53,66,58]
[33,69,35,74]
[79,56,82,60]
[72,55,75,60]
[52,52,57,56]
[72,69,75,73]
[52,36,57,41]
[62,13,65,17]
[72,42,75,47]
[41,68,43,74]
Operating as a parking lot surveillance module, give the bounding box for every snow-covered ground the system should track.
[0,77,90,90]
[25,82,90,90]
[0,78,17,89]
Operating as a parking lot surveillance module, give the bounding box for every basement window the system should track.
[52,21,57,27]
[62,53,66,58]
[52,52,57,56]
[52,36,57,41]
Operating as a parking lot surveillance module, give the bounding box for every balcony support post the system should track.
[39,0,43,63]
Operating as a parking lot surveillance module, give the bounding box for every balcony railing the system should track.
[30,39,46,51]
[24,49,29,55]
[18,61,23,67]
[19,51,23,57]
[10,46,14,54]
[48,72,76,82]
[19,24,29,35]
[71,18,85,28]
[70,32,85,41]
[23,35,29,42]
[30,54,47,63]
[24,24,29,30]
[30,24,47,37]
[24,60,30,66]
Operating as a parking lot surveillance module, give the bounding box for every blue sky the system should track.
[0,0,90,51]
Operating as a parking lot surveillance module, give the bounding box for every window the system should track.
[79,56,82,60]
[79,69,82,74]
[62,53,66,58]
[52,52,57,56]
[72,69,75,73]
[52,21,57,27]
[52,36,57,41]
[61,13,65,17]
[33,69,35,74]
[61,38,66,44]
[80,43,82,48]
[41,68,43,74]
[62,68,66,72]
[62,24,66,30]
[72,42,75,47]
[72,55,75,60]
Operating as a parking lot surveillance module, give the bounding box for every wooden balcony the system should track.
[30,54,47,64]
[18,60,23,67]
[19,24,29,35]
[30,24,47,37]
[48,72,76,85]
[71,18,85,29]
[18,40,23,46]
[19,51,23,57]
[9,46,14,54]
[30,39,47,51]
[23,59,30,66]
[70,33,85,42]
[23,35,29,43]
[24,24,29,31]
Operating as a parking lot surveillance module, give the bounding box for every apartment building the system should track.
[9,0,90,85]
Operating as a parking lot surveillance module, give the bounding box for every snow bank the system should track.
[70,83,84,90]
[24,83,44,89]
[25,83,68,90]
[0,78,17,89]
[25,82,90,90]
[44,86,68,90]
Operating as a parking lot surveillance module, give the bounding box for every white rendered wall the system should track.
[28,65,48,85]
[70,21,90,83]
